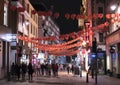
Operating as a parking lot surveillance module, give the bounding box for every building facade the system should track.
[90,0,107,74]
[105,0,120,78]
[9,0,38,65]
[0,0,38,79]
[0,0,11,79]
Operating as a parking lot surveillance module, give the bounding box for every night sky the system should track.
[30,0,82,34]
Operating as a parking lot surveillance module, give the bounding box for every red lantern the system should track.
[118,18,120,22]
[111,19,115,23]
[104,22,109,27]
[65,13,70,19]
[98,14,103,18]
[93,14,98,19]
[111,14,116,18]
[54,12,59,19]
[10,6,16,11]
[106,14,111,19]
[71,14,76,20]
[31,10,36,14]
[88,15,93,19]
[17,7,25,12]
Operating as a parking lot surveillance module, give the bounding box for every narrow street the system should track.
[0,71,120,85]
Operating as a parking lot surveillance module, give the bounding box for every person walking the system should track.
[67,65,70,74]
[15,63,21,80]
[10,62,15,79]
[21,62,27,80]
[78,64,82,77]
[28,63,34,80]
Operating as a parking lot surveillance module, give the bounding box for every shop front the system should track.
[106,29,120,78]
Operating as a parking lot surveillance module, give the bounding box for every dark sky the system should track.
[30,0,82,34]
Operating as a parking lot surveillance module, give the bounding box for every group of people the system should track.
[10,62,60,81]
[66,64,82,77]
[11,62,34,81]
[10,62,83,81]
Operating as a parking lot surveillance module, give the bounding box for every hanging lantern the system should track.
[104,22,109,27]
[31,10,36,14]
[117,18,120,22]
[76,14,81,19]
[93,14,97,19]
[111,19,115,23]
[111,14,116,18]
[54,12,60,19]
[65,13,70,19]
[106,14,111,19]
[10,6,16,11]
[88,15,93,20]
[98,14,103,18]
[17,7,25,12]
[71,13,76,20]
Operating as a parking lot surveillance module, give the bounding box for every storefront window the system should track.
[4,4,8,26]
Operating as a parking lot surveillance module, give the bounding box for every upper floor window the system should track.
[4,4,8,26]
[98,7,103,13]
[99,32,104,42]
[19,0,23,4]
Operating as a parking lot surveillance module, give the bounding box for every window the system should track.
[31,24,32,34]
[98,7,103,13]
[4,5,8,26]
[99,33,103,42]
[27,4,29,13]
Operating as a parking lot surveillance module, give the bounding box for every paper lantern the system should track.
[71,14,76,20]
[98,14,103,18]
[17,7,25,12]
[111,14,116,18]
[104,22,109,27]
[54,12,60,18]
[31,10,36,14]
[10,6,16,11]
[65,13,70,19]
[111,19,115,23]
[76,14,81,19]
[106,14,111,19]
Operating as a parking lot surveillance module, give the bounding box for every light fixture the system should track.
[110,5,117,11]
[25,20,29,26]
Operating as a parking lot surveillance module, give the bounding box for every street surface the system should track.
[0,71,120,85]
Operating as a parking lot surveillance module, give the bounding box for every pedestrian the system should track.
[41,63,45,76]
[10,62,15,79]
[54,63,58,76]
[71,64,74,74]
[51,63,55,76]
[36,62,41,76]
[78,64,82,77]
[67,65,70,74]
[21,62,27,80]
[28,62,34,80]
[15,63,21,80]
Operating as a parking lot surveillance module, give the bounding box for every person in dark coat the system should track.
[67,65,70,74]
[21,62,27,80]
[11,62,15,78]
[15,63,21,80]
[41,63,45,76]
[28,63,34,80]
